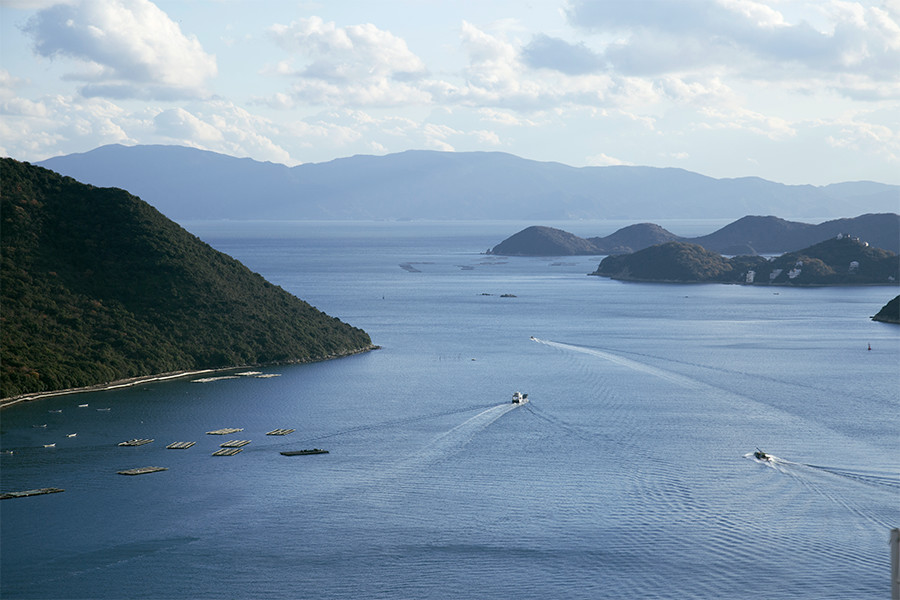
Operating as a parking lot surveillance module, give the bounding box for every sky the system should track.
[1,0,899,185]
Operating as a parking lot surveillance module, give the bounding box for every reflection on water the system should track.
[2,222,897,599]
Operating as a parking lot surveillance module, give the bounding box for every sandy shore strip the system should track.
[0,345,379,410]
[0,369,219,409]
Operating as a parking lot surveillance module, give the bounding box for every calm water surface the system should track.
[2,221,897,599]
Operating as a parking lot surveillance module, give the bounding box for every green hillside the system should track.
[592,236,899,285]
[872,295,899,324]
[1,158,373,399]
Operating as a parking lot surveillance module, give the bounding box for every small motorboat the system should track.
[754,448,773,461]
[43,443,56,448]
[67,433,77,438]
[511,392,529,404]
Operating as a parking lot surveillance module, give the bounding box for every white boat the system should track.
[511,391,529,404]
[67,433,77,438]
[43,443,55,448]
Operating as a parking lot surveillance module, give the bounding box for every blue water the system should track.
[2,221,898,599]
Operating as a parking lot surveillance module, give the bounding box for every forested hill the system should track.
[0,159,373,399]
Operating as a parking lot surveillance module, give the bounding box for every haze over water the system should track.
[2,221,897,599]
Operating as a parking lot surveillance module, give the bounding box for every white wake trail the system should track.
[531,337,706,390]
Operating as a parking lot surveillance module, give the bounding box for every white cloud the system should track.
[266,16,429,107]
[474,129,502,145]
[565,0,900,98]
[23,0,217,100]
[823,112,900,163]
[586,152,633,166]
[153,108,224,144]
[698,106,797,139]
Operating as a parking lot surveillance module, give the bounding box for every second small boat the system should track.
[754,448,773,461]
[280,449,329,456]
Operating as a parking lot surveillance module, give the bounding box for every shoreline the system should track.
[0,345,379,410]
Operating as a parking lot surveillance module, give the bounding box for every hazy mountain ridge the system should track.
[36,144,900,222]
[489,213,900,256]
[0,159,372,399]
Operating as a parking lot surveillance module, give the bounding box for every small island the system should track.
[591,235,899,286]
[488,214,899,256]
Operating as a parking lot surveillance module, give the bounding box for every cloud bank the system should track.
[24,0,217,100]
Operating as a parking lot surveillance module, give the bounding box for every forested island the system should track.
[489,214,900,256]
[591,236,899,286]
[872,295,900,324]
[1,159,374,400]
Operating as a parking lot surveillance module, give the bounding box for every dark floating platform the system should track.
[0,487,65,500]
[281,449,329,456]
[117,466,168,476]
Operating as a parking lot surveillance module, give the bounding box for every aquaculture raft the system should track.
[206,428,243,435]
[212,448,243,456]
[117,466,167,476]
[166,441,196,449]
[0,487,65,500]
[118,438,154,446]
[266,429,295,436]
[219,440,250,448]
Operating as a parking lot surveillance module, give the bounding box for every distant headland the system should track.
[872,296,900,324]
[488,213,900,257]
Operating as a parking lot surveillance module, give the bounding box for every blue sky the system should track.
[2,0,899,185]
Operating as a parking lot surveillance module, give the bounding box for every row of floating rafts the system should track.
[118,438,154,446]
[212,447,243,456]
[192,371,281,383]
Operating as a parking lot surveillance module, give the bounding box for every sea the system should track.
[1,220,897,600]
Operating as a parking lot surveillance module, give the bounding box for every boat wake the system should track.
[531,337,705,390]
[533,337,897,532]
[288,401,501,447]
[744,452,897,529]
[414,402,517,464]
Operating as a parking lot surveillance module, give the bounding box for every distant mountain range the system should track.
[0,159,372,399]
[489,213,900,256]
[592,236,899,286]
[36,144,900,222]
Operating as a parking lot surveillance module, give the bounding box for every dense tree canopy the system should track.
[593,237,899,285]
[1,159,372,398]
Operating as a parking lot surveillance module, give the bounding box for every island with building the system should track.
[590,234,899,286]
